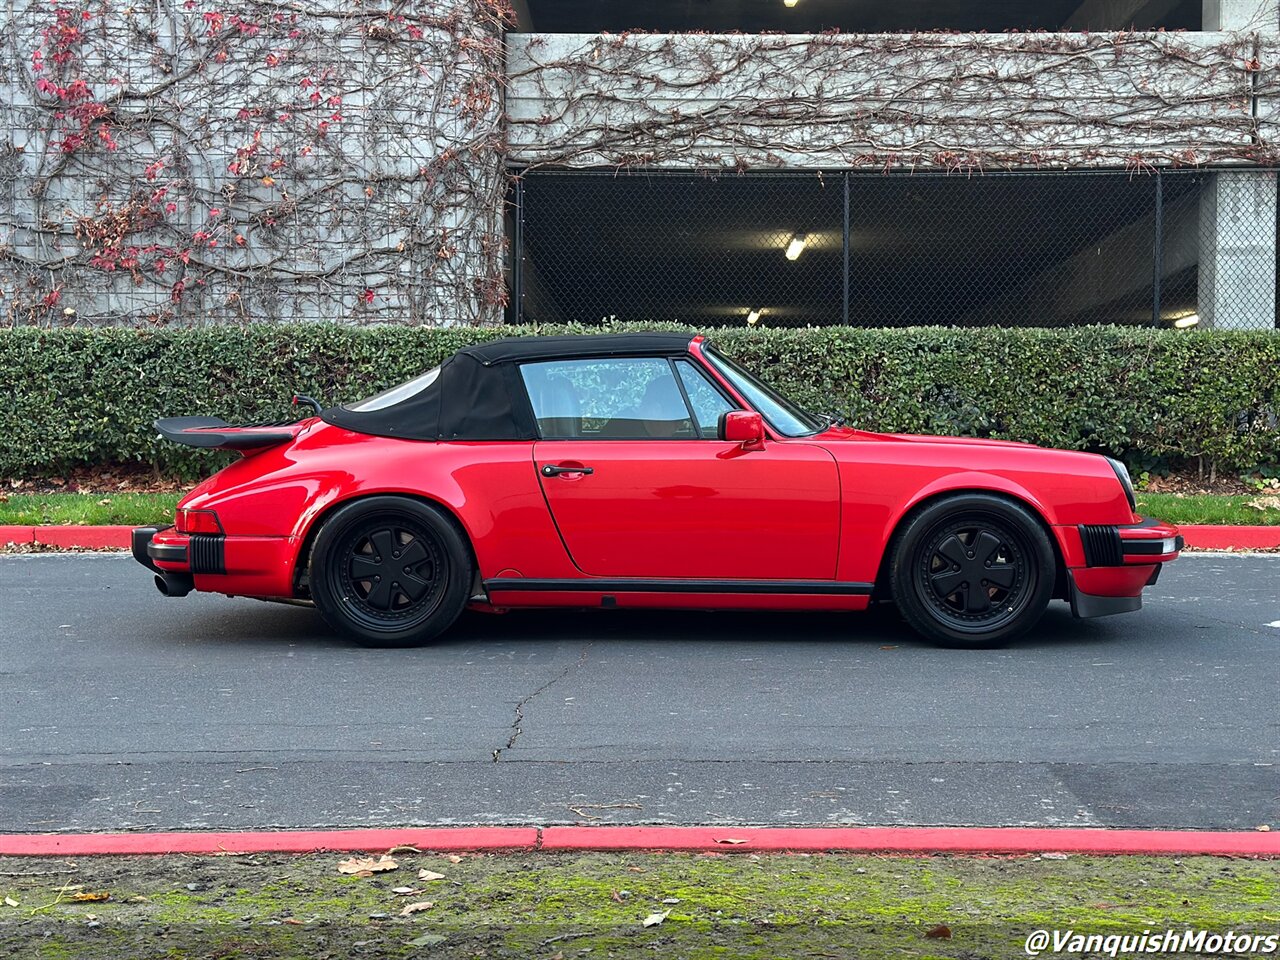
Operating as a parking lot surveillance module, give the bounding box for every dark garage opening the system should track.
[511,170,1208,329]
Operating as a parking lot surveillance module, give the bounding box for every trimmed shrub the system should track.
[1,324,1276,478]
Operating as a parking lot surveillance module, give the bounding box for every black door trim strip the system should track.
[484,578,874,596]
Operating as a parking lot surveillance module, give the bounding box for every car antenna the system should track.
[292,394,323,416]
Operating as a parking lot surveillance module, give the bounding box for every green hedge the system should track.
[1,324,1277,478]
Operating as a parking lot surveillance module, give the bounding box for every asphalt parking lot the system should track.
[1,552,1276,832]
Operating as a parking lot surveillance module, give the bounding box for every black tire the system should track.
[309,496,472,648]
[888,493,1055,649]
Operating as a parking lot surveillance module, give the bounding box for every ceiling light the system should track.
[784,234,807,261]
[783,0,799,7]
[1172,314,1200,329]
[746,308,762,326]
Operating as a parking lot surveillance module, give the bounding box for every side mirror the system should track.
[719,410,765,447]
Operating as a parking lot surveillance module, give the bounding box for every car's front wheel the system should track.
[309,496,472,648]
[889,493,1055,648]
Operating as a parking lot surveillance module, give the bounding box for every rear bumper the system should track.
[1066,516,1181,619]
[131,525,297,598]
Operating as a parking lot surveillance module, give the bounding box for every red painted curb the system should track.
[0,525,35,545]
[1180,524,1280,550]
[542,826,1280,856]
[0,826,1275,858]
[33,525,133,549]
[3,524,1275,552]
[0,827,539,857]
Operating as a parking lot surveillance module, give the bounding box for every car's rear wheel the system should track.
[889,493,1055,648]
[309,496,471,648]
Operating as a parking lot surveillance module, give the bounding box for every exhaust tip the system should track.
[154,573,194,598]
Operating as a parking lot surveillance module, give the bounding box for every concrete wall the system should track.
[507,32,1266,170]
[0,0,508,327]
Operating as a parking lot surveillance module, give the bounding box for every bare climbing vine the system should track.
[1,0,512,326]
[507,30,1278,172]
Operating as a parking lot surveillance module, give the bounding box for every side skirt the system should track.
[483,578,874,596]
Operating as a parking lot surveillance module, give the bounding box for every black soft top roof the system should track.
[322,332,699,442]
[460,333,696,365]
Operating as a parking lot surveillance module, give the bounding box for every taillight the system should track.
[176,508,223,535]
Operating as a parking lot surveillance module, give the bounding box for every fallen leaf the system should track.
[879,645,898,651]
[925,924,952,940]
[71,892,109,902]
[1042,852,1069,860]
[446,855,463,864]
[387,845,422,855]
[407,933,446,946]
[714,837,749,845]
[337,855,397,875]
[642,910,670,928]
[1258,824,1272,832]
[417,869,445,882]
[3,897,17,907]
[627,866,645,873]
[662,897,681,904]
[97,498,111,506]
[282,917,303,925]
[391,886,418,895]
[399,900,434,917]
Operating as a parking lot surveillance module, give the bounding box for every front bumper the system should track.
[1066,516,1182,619]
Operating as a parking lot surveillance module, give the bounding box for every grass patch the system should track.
[1137,492,1280,526]
[0,492,179,527]
[0,851,1276,959]
[1,489,1277,530]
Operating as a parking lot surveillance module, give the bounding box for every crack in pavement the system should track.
[492,641,593,762]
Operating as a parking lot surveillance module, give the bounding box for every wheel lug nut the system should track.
[374,576,381,582]
[393,551,400,559]
[403,566,411,573]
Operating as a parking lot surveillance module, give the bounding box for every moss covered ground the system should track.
[1,850,1276,959]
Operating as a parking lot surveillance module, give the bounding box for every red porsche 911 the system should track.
[133,333,1182,648]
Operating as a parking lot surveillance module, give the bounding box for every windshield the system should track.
[704,347,823,438]
[343,366,441,412]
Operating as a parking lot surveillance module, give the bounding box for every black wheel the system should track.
[888,493,1055,648]
[309,496,472,648]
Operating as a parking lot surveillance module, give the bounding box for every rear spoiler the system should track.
[155,416,306,451]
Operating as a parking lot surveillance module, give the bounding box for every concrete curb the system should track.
[2,524,1279,551]
[0,826,1276,858]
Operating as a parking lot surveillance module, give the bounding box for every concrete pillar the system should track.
[1196,0,1279,330]
[1198,171,1278,329]
[1202,0,1278,30]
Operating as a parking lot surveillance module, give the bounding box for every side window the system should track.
[521,358,696,439]
[675,360,735,437]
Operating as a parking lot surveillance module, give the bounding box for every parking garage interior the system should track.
[511,170,1209,328]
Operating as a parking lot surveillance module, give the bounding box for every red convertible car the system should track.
[133,333,1181,648]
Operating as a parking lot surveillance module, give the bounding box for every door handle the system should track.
[542,464,594,477]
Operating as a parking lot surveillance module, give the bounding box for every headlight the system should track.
[1106,457,1137,512]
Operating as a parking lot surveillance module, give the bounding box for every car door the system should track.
[520,356,840,581]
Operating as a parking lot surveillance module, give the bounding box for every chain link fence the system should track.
[511,169,1280,330]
